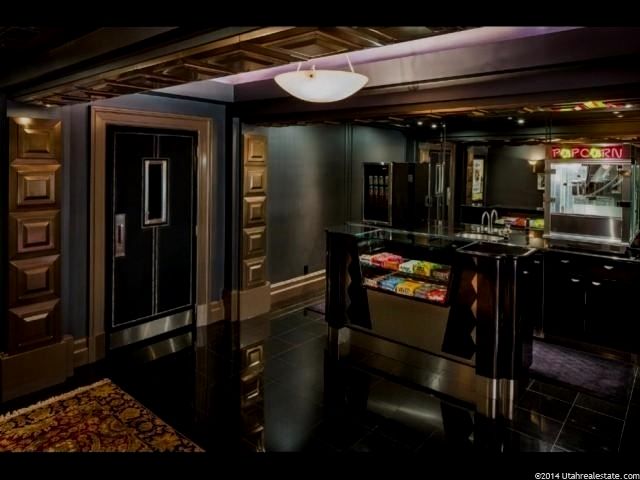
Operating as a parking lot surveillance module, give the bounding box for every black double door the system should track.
[105,125,197,341]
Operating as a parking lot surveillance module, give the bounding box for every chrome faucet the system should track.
[481,211,490,233]
[490,209,499,233]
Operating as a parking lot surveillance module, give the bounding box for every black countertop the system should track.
[327,222,640,263]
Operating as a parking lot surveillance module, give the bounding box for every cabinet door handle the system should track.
[533,260,541,265]
[570,278,580,283]
[115,214,126,258]
[591,281,601,286]
[561,259,570,264]
[603,265,614,270]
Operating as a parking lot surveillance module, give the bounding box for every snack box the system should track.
[378,276,404,291]
[395,280,422,296]
[371,252,392,267]
[414,284,436,299]
[399,260,420,274]
[363,274,388,287]
[359,254,374,266]
[383,258,403,270]
[426,288,447,303]
[413,261,432,277]
[431,268,450,282]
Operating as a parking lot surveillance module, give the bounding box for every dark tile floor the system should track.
[2,299,639,453]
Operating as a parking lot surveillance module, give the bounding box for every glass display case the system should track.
[352,227,458,308]
[545,144,639,252]
[359,248,451,306]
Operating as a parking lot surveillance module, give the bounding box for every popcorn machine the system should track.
[544,144,640,253]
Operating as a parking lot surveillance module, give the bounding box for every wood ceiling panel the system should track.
[262,30,355,59]
[15,26,472,106]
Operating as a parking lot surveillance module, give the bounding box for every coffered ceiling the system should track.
[3,26,470,106]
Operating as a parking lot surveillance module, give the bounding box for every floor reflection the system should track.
[4,300,638,453]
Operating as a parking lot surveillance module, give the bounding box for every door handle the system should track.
[115,213,126,258]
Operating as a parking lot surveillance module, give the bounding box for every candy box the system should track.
[378,276,404,291]
[399,260,420,274]
[359,254,373,266]
[413,261,432,277]
[383,258,403,270]
[426,288,447,303]
[413,284,435,299]
[395,281,422,296]
[363,274,388,287]
[431,268,450,282]
[371,253,392,267]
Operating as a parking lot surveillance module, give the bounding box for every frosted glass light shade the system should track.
[274,69,369,103]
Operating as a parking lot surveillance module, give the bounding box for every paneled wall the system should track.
[6,118,62,354]
[242,134,268,289]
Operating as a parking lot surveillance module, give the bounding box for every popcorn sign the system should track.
[551,145,626,160]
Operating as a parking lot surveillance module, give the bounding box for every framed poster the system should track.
[471,158,484,202]
[537,173,545,191]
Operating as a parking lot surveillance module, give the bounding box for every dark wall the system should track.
[244,124,407,284]
[349,126,407,221]
[245,125,347,284]
[486,145,545,209]
[58,93,226,338]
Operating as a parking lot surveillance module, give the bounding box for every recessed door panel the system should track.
[9,210,59,257]
[8,299,60,353]
[17,123,58,159]
[156,134,194,313]
[9,254,60,305]
[111,132,154,324]
[11,163,60,209]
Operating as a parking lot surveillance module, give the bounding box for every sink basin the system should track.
[455,232,508,241]
[457,241,536,257]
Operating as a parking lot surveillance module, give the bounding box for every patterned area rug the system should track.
[0,379,203,452]
[531,340,635,404]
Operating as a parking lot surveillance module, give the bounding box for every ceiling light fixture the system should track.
[274,55,368,103]
[417,120,423,126]
[517,118,525,125]
[431,123,438,129]
[626,104,632,108]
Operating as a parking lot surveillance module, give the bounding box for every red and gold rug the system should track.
[0,379,203,452]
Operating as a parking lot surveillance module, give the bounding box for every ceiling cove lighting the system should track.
[274,55,368,103]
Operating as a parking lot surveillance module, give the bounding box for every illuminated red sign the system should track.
[551,145,626,160]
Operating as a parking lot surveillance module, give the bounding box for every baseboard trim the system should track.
[208,300,225,323]
[270,270,325,308]
[73,337,89,368]
[0,335,74,402]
